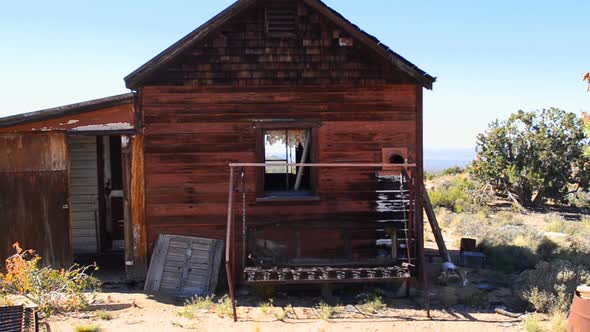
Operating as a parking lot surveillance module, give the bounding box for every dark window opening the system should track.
[389,154,405,164]
[264,129,311,194]
[109,136,123,190]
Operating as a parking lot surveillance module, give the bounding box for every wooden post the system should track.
[423,184,451,263]
[123,134,147,281]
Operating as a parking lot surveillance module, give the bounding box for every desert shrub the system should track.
[441,166,464,176]
[429,176,492,214]
[519,259,590,313]
[536,237,558,261]
[479,242,539,272]
[568,191,590,208]
[0,243,99,317]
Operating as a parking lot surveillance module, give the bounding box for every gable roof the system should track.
[0,93,134,129]
[124,0,436,90]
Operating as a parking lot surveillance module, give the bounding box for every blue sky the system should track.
[0,0,588,149]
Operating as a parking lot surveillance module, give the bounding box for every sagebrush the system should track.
[0,242,100,317]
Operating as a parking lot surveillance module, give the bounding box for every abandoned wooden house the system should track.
[0,0,435,302]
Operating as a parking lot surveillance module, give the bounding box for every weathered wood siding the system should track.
[140,0,422,275]
[142,85,417,258]
[69,136,99,255]
[0,132,72,267]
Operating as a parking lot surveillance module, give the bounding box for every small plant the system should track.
[95,310,114,321]
[361,294,387,314]
[260,299,274,314]
[273,308,287,321]
[179,295,216,318]
[522,314,545,332]
[550,311,568,332]
[74,324,101,332]
[215,295,234,318]
[0,243,100,317]
[317,301,340,320]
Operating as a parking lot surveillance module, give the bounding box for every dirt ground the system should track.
[47,290,522,332]
[46,216,528,332]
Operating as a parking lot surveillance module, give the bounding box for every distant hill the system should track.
[424,148,475,172]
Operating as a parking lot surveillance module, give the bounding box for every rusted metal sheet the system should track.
[0,94,135,134]
[0,132,67,172]
[0,104,135,133]
[0,132,72,267]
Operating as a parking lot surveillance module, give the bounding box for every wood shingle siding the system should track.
[143,2,413,87]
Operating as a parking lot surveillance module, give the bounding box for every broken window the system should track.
[263,129,312,194]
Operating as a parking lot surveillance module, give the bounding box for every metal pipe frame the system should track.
[224,162,424,322]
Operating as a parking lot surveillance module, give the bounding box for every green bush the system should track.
[428,176,491,214]
[441,166,465,176]
[519,259,589,313]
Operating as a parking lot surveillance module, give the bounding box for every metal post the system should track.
[224,166,237,321]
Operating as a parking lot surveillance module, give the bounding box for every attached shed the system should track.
[0,94,147,279]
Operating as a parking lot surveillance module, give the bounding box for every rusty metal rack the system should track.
[244,265,410,283]
[224,163,427,321]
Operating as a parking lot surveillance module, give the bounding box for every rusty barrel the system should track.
[568,286,590,332]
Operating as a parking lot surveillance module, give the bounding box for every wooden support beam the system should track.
[423,183,451,263]
[124,134,147,280]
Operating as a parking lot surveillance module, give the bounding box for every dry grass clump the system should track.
[522,314,545,332]
[316,302,341,320]
[360,294,387,314]
[74,325,101,332]
[179,295,216,319]
[95,310,114,321]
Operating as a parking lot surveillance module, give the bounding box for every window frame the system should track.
[255,121,320,201]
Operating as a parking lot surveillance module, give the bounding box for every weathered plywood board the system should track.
[144,234,224,298]
[69,136,99,255]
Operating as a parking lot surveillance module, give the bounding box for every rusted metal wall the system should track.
[0,132,72,267]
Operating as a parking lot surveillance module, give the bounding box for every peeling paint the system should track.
[70,122,133,131]
[59,119,79,125]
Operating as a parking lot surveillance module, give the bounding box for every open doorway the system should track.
[68,135,125,261]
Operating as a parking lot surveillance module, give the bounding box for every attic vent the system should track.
[265,2,297,36]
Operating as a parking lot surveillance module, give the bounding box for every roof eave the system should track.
[0,93,134,129]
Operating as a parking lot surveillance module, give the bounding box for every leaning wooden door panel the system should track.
[144,234,224,298]
[0,132,72,267]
